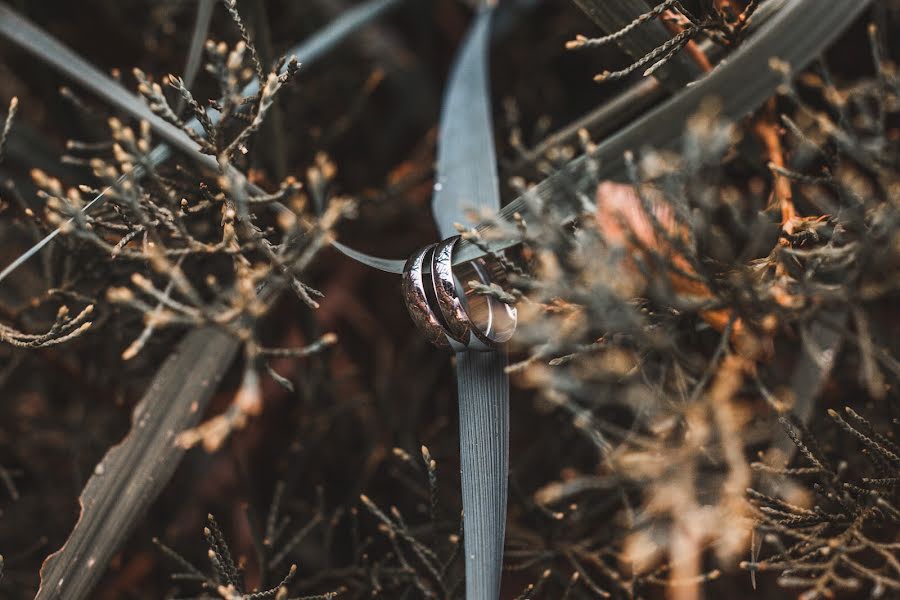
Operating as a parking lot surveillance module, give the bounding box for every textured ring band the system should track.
[402,243,452,350]
[403,236,517,351]
[431,236,471,345]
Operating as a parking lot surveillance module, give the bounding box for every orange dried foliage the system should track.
[595,181,741,339]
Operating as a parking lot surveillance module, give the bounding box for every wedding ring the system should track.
[403,236,517,351]
[402,243,452,350]
[450,241,517,350]
[430,236,471,344]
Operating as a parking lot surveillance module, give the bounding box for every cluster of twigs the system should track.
[155,511,342,600]
[0,1,897,599]
[568,0,760,83]
[481,9,900,598]
[1,96,98,350]
[0,0,402,596]
[153,445,465,599]
[15,2,351,451]
[746,408,900,598]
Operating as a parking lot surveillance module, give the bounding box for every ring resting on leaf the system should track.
[402,235,517,352]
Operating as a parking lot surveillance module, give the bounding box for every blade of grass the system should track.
[509,77,663,172]
[35,327,239,600]
[0,2,218,165]
[431,8,500,238]
[182,0,216,92]
[429,8,509,598]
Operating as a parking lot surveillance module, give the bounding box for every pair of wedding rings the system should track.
[402,236,517,352]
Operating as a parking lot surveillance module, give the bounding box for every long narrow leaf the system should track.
[182,0,216,92]
[35,327,239,600]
